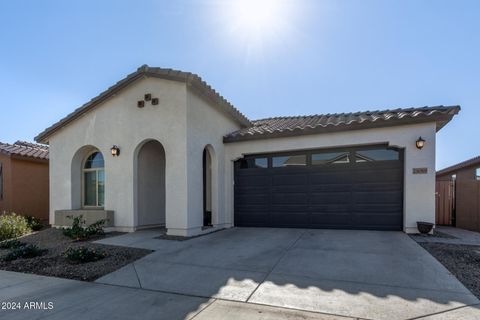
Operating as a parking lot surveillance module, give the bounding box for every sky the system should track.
[0,0,479,170]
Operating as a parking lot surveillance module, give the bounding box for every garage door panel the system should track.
[235,175,270,186]
[309,204,351,212]
[234,147,403,230]
[353,191,402,204]
[309,172,351,184]
[235,194,269,205]
[310,192,351,204]
[235,186,270,196]
[271,204,310,212]
[309,184,351,192]
[354,204,402,213]
[271,193,308,204]
[272,185,309,193]
[353,182,402,192]
[272,174,308,185]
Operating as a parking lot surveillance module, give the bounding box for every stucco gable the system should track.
[35,65,251,143]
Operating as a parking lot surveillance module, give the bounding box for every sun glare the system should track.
[218,0,294,56]
[230,0,285,34]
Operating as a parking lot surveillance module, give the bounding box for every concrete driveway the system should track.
[94,228,480,319]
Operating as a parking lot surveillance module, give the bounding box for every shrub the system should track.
[0,213,31,241]
[2,244,47,262]
[62,215,106,240]
[0,239,26,250]
[63,246,106,263]
[26,216,43,231]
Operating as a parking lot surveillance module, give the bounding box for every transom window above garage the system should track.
[237,146,401,169]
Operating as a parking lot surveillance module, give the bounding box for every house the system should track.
[436,156,480,231]
[35,65,460,236]
[0,141,49,221]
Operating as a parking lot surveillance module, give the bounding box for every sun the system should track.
[229,0,285,35]
[218,0,292,53]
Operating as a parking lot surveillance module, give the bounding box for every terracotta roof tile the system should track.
[0,141,49,160]
[223,105,460,142]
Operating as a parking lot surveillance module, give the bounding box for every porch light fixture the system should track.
[416,137,425,149]
[111,145,120,157]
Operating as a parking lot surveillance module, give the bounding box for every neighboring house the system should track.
[436,156,480,232]
[0,141,49,221]
[35,65,460,236]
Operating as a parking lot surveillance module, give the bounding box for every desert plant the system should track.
[0,213,31,241]
[0,239,26,249]
[2,244,47,261]
[63,246,106,263]
[62,215,106,240]
[25,216,43,231]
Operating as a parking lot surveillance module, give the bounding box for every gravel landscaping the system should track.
[418,242,480,299]
[0,228,152,281]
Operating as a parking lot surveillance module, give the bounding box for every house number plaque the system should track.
[412,167,428,174]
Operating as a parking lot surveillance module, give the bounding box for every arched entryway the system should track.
[203,145,215,227]
[135,140,166,228]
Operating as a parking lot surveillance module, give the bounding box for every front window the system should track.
[83,152,105,207]
[476,168,480,180]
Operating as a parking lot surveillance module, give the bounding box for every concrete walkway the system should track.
[93,228,480,320]
[412,226,480,245]
[0,270,345,320]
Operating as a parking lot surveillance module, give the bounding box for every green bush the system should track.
[3,244,47,262]
[26,216,43,231]
[0,239,26,250]
[62,215,106,240]
[63,246,106,263]
[0,213,31,241]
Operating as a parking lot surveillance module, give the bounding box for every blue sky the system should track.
[0,0,478,169]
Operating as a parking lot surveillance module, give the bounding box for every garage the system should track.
[234,145,404,231]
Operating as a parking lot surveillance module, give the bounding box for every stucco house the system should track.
[35,65,460,236]
[0,141,49,221]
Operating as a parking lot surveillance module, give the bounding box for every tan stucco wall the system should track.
[224,122,437,233]
[0,154,12,213]
[0,155,49,221]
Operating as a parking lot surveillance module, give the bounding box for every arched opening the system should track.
[203,146,214,227]
[135,140,166,228]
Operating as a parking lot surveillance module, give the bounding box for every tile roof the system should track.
[35,65,251,143]
[223,105,460,142]
[437,155,480,176]
[0,141,49,160]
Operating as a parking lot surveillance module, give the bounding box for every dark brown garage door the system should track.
[234,146,404,231]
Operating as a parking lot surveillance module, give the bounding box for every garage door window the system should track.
[355,149,399,162]
[272,155,306,167]
[239,157,268,169]
[312,152,350,165]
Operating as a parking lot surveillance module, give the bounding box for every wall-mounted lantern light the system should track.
[416,137,425,149]
[111,145,120,157]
